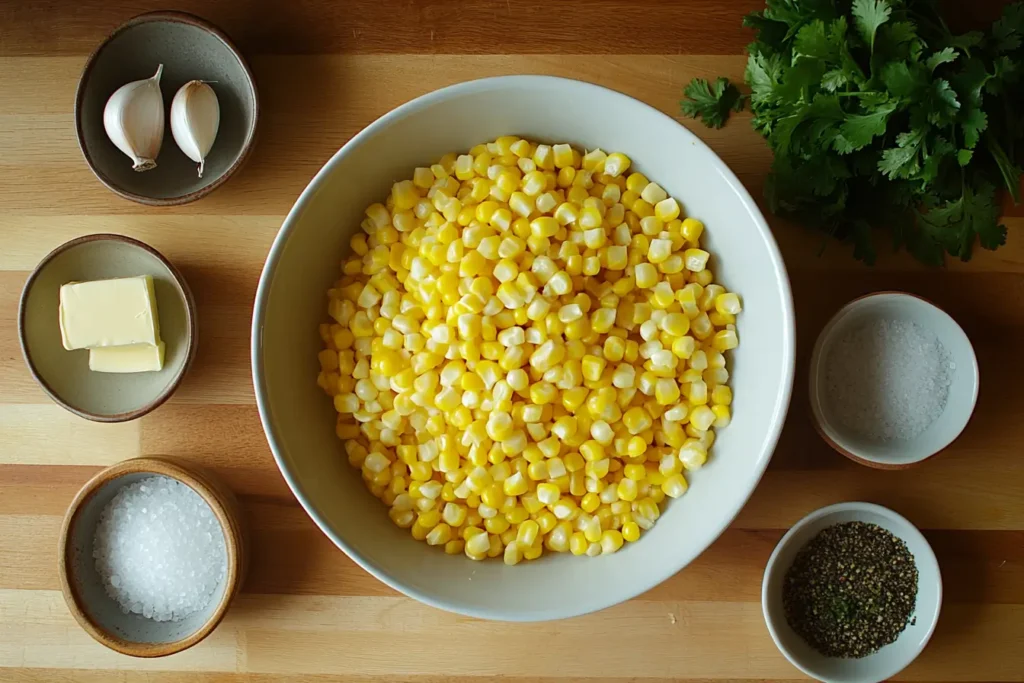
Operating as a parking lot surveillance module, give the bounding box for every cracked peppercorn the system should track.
[782,521,918,658]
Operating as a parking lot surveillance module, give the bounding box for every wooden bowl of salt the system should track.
[58,456,247,657]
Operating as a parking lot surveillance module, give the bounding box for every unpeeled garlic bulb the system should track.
[103,64,165,172]
[170,81,220,178]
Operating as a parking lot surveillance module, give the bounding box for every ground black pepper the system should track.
[782,521,918,658]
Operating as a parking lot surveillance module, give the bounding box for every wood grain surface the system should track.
[1,1,1022,681]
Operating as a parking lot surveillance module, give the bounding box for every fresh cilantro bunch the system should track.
[682,0,1023,265]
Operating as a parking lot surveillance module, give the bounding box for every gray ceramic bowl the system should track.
[75,11,258,205]
[19,234,197,422]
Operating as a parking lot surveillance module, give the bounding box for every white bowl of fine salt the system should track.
[59,457,246,657]
[809,292,979,468]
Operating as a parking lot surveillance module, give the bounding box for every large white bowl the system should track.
[252,76,795,621]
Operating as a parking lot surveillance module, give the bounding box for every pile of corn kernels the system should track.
[317,137,741,564]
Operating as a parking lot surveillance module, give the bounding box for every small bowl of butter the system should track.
[19,234,197,422]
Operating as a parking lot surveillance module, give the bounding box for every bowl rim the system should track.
[808,290,980,469]
[761,501,943,683]
[73,10,259,206]
[17,233,199,423]
[251,74,796,621]
[58,456,246,657]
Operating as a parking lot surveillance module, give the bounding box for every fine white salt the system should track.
[93,475,226,622]
[825,317,954,441]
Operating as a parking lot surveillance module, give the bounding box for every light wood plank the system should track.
[3,494,1023,604]
[231,596,1024,680]
[0,590,238,672]
[0,216,280,272]
[0,405,140,465]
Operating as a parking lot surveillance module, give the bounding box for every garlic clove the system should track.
[103,64,165,172]
[170,81,220,178]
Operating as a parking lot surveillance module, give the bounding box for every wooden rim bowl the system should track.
[58,457,247,657]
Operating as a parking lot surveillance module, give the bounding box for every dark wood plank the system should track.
[1,0,764,57]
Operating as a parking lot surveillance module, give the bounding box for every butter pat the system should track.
[89,342,166,373]
[59,276,161,350]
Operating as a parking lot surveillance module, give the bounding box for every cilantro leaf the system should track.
[960,106,988,149]
[992,3,1024,52]
[881,60,922,98]
[879,129,925,179]
[916,179,1006,259]
[925,79,961,126]
[886,21,918,48]
[926,47,959,72]
[746,51,786,106]
[821,69,848,91]
[949,31,984,52]
[761,0,837,31]
[837,101,897,152]
[794,20,832,59]
[681,77,746,129]
[852,0,892,53]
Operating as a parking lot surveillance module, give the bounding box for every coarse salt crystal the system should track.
[825,317,954,441]
[93,475,226,622]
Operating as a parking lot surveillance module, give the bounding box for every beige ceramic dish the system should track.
[59,456,247,657]
[19,234,197,422]
[75,11,259,205]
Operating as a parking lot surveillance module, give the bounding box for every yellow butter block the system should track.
[59,275,161,350]
[88,342,166,373]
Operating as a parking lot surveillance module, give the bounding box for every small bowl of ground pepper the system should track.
[762,502,942,683]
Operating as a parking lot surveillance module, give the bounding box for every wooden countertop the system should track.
[2,1,1022,681]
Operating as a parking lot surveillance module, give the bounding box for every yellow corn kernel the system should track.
[604,153,631,177]
[553,202,580,226]
[536,482,561,505]
[711,384,733,406]
[625,172,648,194]
[679,217,703,243]
[622,407,652,435]
[626,438,647,459]
[634,262,658,289]
[605,245,628,270]
[600,529,624,554]
[533,144,554,170]
[661,473,688,499]
[689,404,716,431]
[391,180,420,210]
[679,440,708,471]
[552,143,574,168]
[653,196,680,222]
[570,531,589,555]
[580,354,606,382]
[713,329,739,352]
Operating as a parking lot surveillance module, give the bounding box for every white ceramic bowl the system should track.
[762,502,942,683]
[252,75,795,621]
[809,292,979,468]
